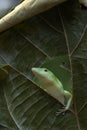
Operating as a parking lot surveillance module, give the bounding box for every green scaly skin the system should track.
[32,67,72,115]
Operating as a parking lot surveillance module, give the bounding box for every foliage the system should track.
[0,0,87,129]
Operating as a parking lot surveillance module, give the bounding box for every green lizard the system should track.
[32,67,72,115]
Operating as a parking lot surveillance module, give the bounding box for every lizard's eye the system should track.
[44,69,48,72]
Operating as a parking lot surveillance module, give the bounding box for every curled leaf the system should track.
[0,0,66,33]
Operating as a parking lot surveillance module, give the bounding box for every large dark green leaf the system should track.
[0,0,87,129]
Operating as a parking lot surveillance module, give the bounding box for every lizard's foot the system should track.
[56,107,67,116]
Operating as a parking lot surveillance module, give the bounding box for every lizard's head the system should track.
[32,67,56,82]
